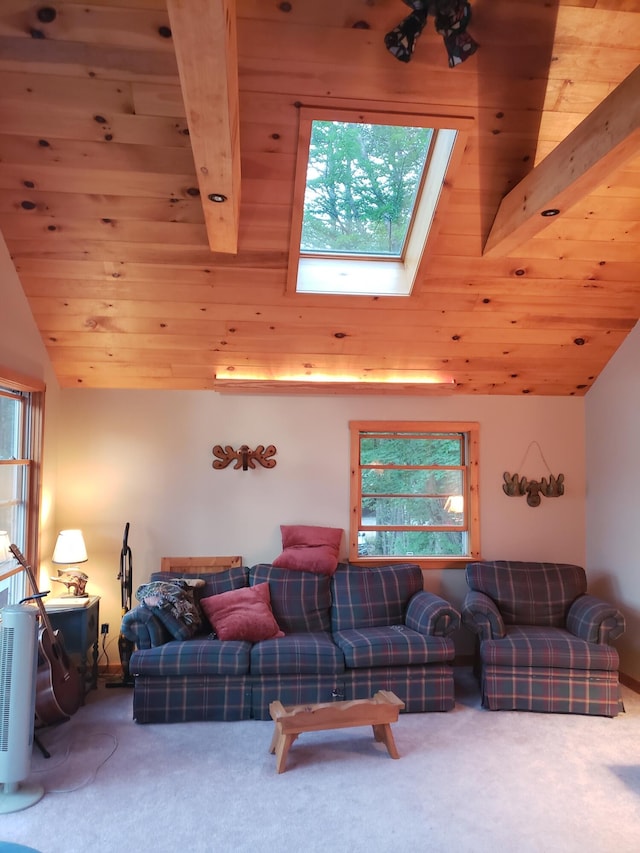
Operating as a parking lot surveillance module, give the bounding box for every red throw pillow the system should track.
[200,582,284,642]
[272,524,343,576]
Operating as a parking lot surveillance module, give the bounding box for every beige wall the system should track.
[56,388,586,655]
[586,319,640,683]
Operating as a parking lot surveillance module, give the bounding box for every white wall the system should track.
[586,320,640,682]
[56,388,586,656]
[0,234,60,570]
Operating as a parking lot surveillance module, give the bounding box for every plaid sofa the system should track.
[461,560,626,716]
[123,562,460,722]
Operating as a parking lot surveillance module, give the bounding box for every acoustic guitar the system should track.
[10,544,82,724]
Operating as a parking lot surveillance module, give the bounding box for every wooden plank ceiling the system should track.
[0,0,639,395]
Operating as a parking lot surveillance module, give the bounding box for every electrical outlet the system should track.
[101,622,109,635]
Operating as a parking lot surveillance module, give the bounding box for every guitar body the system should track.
[8,543,83,725]
[35,625,82,724]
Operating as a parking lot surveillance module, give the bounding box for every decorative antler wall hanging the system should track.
[212,444,277,472]
[503,441,564,508]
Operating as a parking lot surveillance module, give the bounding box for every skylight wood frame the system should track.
[287,107,473,297]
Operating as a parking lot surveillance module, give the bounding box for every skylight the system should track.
[300,121,433,259]
[288,107,471,298]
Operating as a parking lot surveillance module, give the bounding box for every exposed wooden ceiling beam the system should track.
[483,65,640,258]
[166,0,240,254]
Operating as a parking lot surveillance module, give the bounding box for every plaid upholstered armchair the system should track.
[462,561,625,716]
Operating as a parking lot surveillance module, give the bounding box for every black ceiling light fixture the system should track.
[541,208,560,217]
[385,1,478,67]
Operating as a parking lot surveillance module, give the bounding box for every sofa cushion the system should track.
[330,563,424,632]
[333,626,454,668]
[250,631,344,675]
[480,626,620,671]
[130,637,251,677]
[250,564,332,633]
[200,582,284,642]
[465,561,587,628]
[272,524,343,576]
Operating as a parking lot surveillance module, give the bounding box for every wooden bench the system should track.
[269,690,405,773]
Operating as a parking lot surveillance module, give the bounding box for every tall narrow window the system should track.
[0,373,44,606]
[349,421,480,569]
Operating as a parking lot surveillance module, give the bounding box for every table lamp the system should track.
[51,529,89,596]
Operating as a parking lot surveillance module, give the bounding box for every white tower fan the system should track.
[0,604,44,813]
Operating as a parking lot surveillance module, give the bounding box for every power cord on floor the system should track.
[98,633,117,669]
[32,732,118,794]
[98,633,119,678]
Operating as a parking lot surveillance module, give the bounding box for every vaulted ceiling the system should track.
[1,0,639,395]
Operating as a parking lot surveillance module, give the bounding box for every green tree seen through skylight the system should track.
[301,121,433,257]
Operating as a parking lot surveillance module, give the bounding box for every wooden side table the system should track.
[45,596,100,698]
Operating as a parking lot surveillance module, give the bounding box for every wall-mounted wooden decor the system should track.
[502,472,565,508]
[212,444,277,471]
[503,441,564,507]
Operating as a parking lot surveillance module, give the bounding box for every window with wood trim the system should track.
[0,371,45,607]
[349,421,480,569]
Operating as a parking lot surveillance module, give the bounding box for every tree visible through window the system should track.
[349,421,480,568]
[301,121,433,257]
[289,106,472,297]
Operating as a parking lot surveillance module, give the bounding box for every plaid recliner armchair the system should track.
[462,561,625,716]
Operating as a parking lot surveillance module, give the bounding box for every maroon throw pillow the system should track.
[272,524,343,576]
[200,582,284,642]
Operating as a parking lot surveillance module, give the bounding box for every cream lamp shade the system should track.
[52,529,88,565]
[0,530,11,562]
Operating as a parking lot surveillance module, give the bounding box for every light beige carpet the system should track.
[2,669,639,853]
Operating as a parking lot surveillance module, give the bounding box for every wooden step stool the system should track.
[269,690,405,773]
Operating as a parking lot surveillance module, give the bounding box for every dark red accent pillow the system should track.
[200,582,284,642]
[272,524,343,576]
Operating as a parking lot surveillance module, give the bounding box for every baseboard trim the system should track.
[619,671,640,695]
[99,664,124,676]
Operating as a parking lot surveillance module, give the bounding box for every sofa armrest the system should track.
[566,594,625,644]
[405,591,461,637]
[461,590,506,641]
[121,604,172,650]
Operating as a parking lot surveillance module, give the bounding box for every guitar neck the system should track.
[8,543,55,635]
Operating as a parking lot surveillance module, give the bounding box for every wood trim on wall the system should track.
[0,366,46,393]
[619,671,640,696]
[0,366,46,575]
